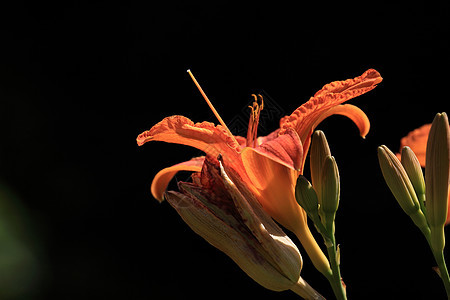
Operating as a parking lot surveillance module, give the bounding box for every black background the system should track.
[1,1,450,299]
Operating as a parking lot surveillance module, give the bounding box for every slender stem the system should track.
[420,225,450,298]
[305,215,346,299]
[433,250,450,299]
[324,233,347,300]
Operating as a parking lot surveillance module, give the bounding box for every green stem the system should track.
[419,224,450,298]
[433,250,450,299]
[324,233,347,300]
[312,216,346,299]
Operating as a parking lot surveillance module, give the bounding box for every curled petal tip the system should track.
[136,131,152,146]
[365,68,383,82]
[359,130,369,140]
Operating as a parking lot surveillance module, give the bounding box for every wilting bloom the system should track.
[165,156,323,298]
[397,118,450,225]
[137,69,382,277]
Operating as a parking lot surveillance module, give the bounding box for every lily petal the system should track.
[313,68,383,97]
[150,156,204,201]
[239,137,332,276]
[219,161,302,285]
[399,123,432,167]
[255,129,281,147]
[295,104,371,170]
[251,128,303,172]
[279,69,382,144]
[312,104,371,139]
[137,115,241,165]
[241,130,303,232]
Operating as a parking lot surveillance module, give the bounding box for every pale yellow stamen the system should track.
[187,70,239,146]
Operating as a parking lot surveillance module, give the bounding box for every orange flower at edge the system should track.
[137,69,382,275]
[397,123,450,225]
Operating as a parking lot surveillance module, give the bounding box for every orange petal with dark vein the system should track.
[255,129,281,147]
[136,115,241,164]
[252,128,303,172]
[151,156,204,201]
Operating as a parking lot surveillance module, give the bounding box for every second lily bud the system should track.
[321,155,340,232]
[377,145,429,233]
[377,145,421,216]
[377,112,450,249]
[400,146,426,212]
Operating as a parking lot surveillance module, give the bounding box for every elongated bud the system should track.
[321,156,340,230]
[310,131,331,201]
[401,146,426,214]
[295,176,319,218]
[378,145,430,236]
[425,112,450,253]
[401,146,426,198]
[378,145,421,215]
[321,156,340,214]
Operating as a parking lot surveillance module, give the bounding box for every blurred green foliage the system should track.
[0,181,42,299]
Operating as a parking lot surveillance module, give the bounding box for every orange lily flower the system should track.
[137,69,382,275]
[396,123,432,167]
[397,122,450,225]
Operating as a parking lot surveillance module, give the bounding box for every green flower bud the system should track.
[321,156,340,215]
[310,131,331,202]
[377,145,420,216]
[295,175,319,219]
[378,145,430,237]
[321,156,340,231]
[401,146,426,212]
[425,112,450,253]
[401,146,426,196]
